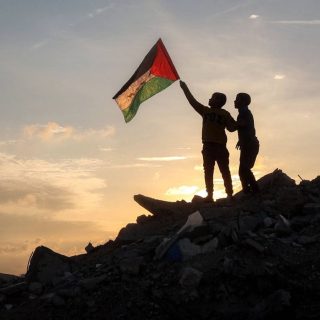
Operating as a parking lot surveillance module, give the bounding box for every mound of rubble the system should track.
[1,169,320,320]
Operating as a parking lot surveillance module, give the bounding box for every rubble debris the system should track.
[134,194,196,217]
[154,211,204,260]
[0,274,20,286]
[179,267,203,290]
[119,256,144,275]
[25,246,74,286]
[85,242,95,254]
[249,289,291,319]
[0,282,27,296]
[274,214,292,236]
[303,203,320,215]
[244,238,265,253]
[28,282,43,295]
[1,170,320,320]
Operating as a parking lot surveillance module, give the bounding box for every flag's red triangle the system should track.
[151,39,180,81]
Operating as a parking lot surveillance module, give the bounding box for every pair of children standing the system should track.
[180,81,259,202]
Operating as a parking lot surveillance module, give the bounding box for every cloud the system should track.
[274,74,286,80]
[31,40,49,50]
[177,147,192,150]
[100,147,113,152]
[0,140,18,147]
[88,4,114,19]
[24,122,74,141]
[23,122,115,141]
[0,152,107,214]
[249,14,260,19]
[210,2,251,17]
[0,212,109,245]
[137,156,187,161]
[108,163,161,169]
[271,20,320,25]
[0,238,41,255]
[0,179,74,211]
[165,185,199,196]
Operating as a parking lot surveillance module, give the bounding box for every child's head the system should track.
[209,92,226,108]
[234,93,251,109]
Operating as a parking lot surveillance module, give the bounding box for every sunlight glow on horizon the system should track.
[137,156,187,161]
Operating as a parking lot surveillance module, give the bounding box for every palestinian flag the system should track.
[113,38,180,122]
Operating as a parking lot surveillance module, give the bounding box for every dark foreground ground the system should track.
[1,169,320,320]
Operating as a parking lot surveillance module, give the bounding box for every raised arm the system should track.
[179,80,206,116]
[226,113,238,132]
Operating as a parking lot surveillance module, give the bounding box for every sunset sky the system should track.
[0,0,319,274]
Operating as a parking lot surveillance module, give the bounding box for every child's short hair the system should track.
[237,93,251,106]
[213,92,227,107]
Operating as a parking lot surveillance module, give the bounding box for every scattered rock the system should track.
[51,294,65,307]
[28,282,43,295]
[134,194,196,217]
[0,273,20,286]
[26,246,74,286]
[58,287,81,298]
[0,293,6,304]
[249,289,291,319]
[263,217,274,228]
[85,242,95,254]
[119,256,144,275]
[244,238,265,253]
[79,275,107,291]
[274,214,292,236]
[303,203,320,215]
[296,235,318,245]
[4,304,13,311]
[179,267,203,290]
[0,282,27,296]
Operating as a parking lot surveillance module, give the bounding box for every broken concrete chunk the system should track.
[179,267,203,290]
[239,215,264,233]
[0,273,20,286]
[303,203,320,215]
[0,282,27,296]
[250,289,291,318]
[4,304,13,311]
[134,194,195,217]
[51,294,66,307]
[202,237,219,253]
[200,207,236,220]
[136,214,150,224]
[263,217,274,228]
[0,293,6,304]
[26,246,73,286]
[28,282,43,295]
[154,211,204,260]
[58,287,81,298]
[244,239,265,253]
[177,238,201,259]
[257,169,296,191]
[296,235,318,245]
[85,242,95,254]
[274,215,292,236]
[119,256,144,275]
[79,275,107,291]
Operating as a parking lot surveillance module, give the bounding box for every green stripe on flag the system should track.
[122,77,174,122]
